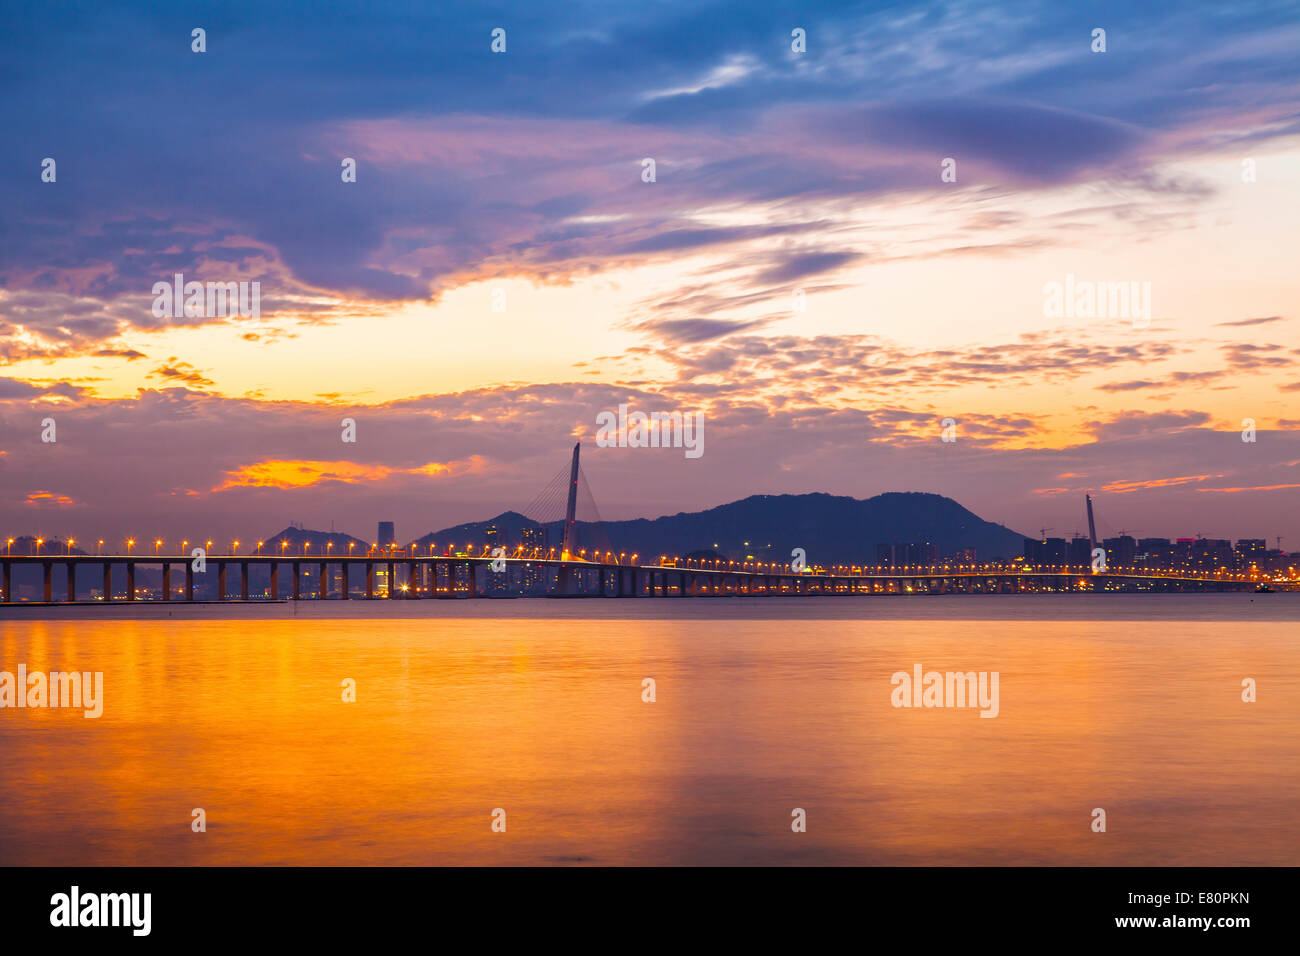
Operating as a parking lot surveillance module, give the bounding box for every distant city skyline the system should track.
[3,489,1296,565]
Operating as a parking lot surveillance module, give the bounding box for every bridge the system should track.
[1,444,1290,604]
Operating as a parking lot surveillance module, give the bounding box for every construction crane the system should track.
[1038,526,1054,540]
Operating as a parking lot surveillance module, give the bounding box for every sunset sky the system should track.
[2,0,1298,548]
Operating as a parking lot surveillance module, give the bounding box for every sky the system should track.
[2,0,1298,550]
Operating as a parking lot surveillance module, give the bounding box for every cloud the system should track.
[1084,410,1211,441]
[1216,315,1284,327]
[24,490,77,509]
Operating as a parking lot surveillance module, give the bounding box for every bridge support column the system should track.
[340,563,350,599]
[241,562,249,600]
[126,562,136,601]
[387,562,396,597]
[270,563,278,599]
[470,562,480,597]
[366,562,374,598]
[185,563,193,601]
[2,562,10,602]
[42,561,53,602]
[217,562,226,601]
[161,563,170,601]
[292,562,300,599]
[66,562,76,602]
[319,563,328,599]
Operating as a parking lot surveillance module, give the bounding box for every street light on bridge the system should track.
[125,538,134,555]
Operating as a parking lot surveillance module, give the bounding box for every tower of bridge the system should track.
[561,442,580,561]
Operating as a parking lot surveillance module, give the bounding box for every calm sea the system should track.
[2,594,1297,865]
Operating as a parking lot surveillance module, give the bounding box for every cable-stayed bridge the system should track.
[1,444,1289,604]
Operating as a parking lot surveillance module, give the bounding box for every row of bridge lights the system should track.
[3,538,1290,581]
[2,537,645,564]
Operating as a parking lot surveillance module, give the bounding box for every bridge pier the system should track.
[126,562,135,601]
[2,562,10,602]
[241,562,249,600]
[217,562,226,601]
[161,563,170,601]
[269,563,278,599]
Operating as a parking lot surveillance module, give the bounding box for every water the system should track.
[2,595,1297,865]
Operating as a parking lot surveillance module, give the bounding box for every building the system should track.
[1102,535,1136,568]
[483,523,508,594]
[877,541,938,567]
[375,521,396,594]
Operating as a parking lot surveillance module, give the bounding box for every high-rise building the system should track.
[1103,535,1135,567]
[1043,537,1068,565]
[519,525,545,593]
[377,521,396,548]
[483,523,507,594]
[907,541,939,565]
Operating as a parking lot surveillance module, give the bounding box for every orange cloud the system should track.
[1101,475,1221,494]
[24,490,76,508]
[213,457,484,491]
[1195,483,1300,494]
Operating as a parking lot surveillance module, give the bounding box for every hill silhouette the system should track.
[413,492,1026,563]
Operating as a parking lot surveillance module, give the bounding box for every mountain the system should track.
[414,493,1027,563]
[261,525,369,554]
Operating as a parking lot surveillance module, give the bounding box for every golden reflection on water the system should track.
[1,615,1296,865]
